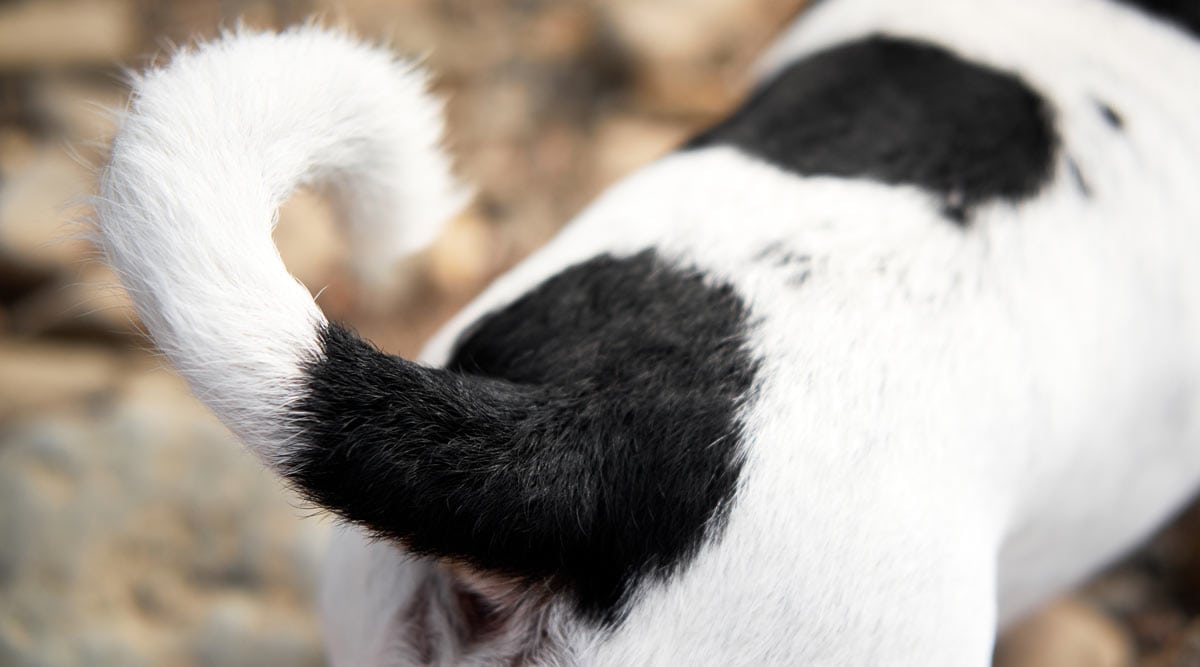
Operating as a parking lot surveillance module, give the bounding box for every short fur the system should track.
[686,36,1059,222]
[293,251,757,623]
[96,0,1200,664]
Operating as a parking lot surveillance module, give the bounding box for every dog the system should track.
[94,0,1200,664]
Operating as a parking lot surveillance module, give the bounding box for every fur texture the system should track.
[96,0,1200,664]
[292,250,757,624]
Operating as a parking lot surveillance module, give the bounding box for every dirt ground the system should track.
[0,0,1198,665]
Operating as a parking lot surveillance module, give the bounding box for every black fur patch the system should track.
[685,36,1059,222]
[1114,0,1200,37]
[289,250,757,623]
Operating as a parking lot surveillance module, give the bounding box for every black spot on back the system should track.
[1096,100,1125,130]
[684,36,1059,222]
[290,250,757,623]
[1113,0,1200,37]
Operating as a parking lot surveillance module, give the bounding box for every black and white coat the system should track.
[96,0,1200,664]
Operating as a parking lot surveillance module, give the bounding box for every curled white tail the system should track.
[95,27,465,462]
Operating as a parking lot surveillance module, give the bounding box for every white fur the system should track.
[98,1,1200,664]
[95,27,464,464]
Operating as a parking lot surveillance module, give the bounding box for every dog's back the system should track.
[97,1,1200,664]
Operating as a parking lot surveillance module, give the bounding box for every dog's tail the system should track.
[95,27,465,463]
[95,28,748,626]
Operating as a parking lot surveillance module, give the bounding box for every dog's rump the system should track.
[95,24,763,628]
[290,249,758,621]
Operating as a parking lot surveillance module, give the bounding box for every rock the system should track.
[604,0,744,66]
[524,4,596,62]
[600,0,747,116]
[0,129,37,173]
[7,261,142,341]
[600,0,809,116]
[28,74,125,149]
[460,77,537,143]
[0,144,94,276]
[0,363,328,667]
[0,338,122,420]
[190,596,325,667]
[0,136,88,302]
[590,114,691,189]
[425,209,498,296]
[995,598,1133,667]
[0,0,139,69]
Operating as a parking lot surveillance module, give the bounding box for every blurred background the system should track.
[0,0,1197,665]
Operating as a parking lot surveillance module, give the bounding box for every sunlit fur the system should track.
[97,0,1200,664]
[96,27,465,465]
